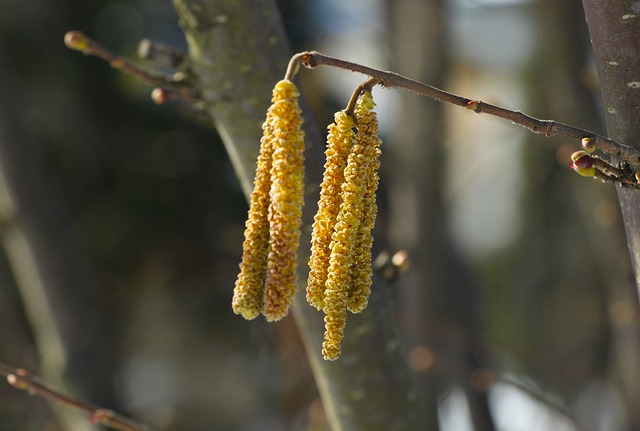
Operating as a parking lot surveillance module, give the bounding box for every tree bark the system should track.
[582,0,640,427]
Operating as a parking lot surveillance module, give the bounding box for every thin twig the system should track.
[344,78,381,118]
[296,51,640,169]
[64,31,197,103]
[0,362,154,431]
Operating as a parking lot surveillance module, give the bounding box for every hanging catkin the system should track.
[232,95,277,320]
[307,111,356,310]
[262,80,306,322]
[232,80,305,322]
[347,92,381,313]
[321,91,380,360]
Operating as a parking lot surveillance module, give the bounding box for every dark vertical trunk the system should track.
[582,0,640,427]
[387,1,496,429]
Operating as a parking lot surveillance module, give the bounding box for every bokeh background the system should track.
[1,0,639,430]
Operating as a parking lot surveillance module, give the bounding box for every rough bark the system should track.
[582,1,640,291]
[582,0,640,426]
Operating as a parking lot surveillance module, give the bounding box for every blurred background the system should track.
[1,0,639,430]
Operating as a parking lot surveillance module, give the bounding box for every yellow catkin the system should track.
[231,102,277,320]
[347,92,381,313]
[307,111,355,310]
[262,80,305,322]
[321,107,374,360]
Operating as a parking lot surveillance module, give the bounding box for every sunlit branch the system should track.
[287,51,640,169]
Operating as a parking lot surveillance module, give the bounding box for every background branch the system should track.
[0,362,153,431]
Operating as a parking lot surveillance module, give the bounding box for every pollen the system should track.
[320,91,381,359]
[347,92,381,313]
[232,79,305,322]
[262,80,306,322]
[232,100,277,320]
[307,111,355,310]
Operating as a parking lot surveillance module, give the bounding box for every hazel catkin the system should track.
[232,79,305,322]
[262,80,306,322]
[347,92,381,313]
[232,100,277,320]
[321,91,381,360]
[307,111,355,310]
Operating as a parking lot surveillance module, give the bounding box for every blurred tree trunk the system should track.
[386,1,495,430]
[582,0,640,427]
[513,0,618,396]
[172,0,425,429]
[0,46,118,431]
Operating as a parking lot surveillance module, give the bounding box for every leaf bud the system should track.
[64,31,89,52]
[581,137,596,153]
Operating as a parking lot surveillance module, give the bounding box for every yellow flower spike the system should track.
[232,96,278,320]
[347,92,381,313]
[307,111,356,310]
[262,80,306,322]
[322,275,348,360]
[322,106,374,359]
[322,184,361,359]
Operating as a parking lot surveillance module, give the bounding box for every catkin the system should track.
[232,100,277,320]
[321,91,381,360]
[321,142,365,359]
[347,92,381,313]
[307,111,355,310]
[232,79,305,322]
[262,80,306,322]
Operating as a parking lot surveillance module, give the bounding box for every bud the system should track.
[570,152,597,177]
[571,150,589,163]
[466,100,480,112]
[581,137,596,153]
[64,31,89,52]
[151,87,168,105]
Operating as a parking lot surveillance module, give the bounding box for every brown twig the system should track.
[295,51,640,169]
[64,31,197,103]
[344,78,381,118]
[0,362,154,431]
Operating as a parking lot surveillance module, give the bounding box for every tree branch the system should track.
[0,362,154,431]
[290,51,640,169]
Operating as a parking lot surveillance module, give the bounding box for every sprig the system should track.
[284,51,640,173]
[0,362,154,431]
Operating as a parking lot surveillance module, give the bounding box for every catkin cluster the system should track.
[232,79,305,322]
[308,91,382,360]
[232,82,381,361]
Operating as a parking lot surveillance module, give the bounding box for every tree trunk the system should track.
[582,0,640,427]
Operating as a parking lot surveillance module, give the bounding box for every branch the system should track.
[64,31,197,104]
[0,362,154,431]
[288,51,640,170]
